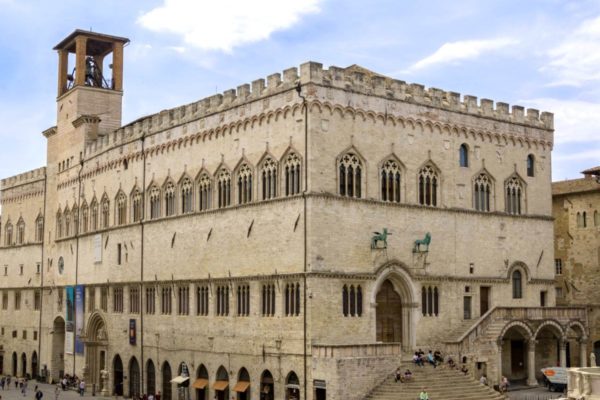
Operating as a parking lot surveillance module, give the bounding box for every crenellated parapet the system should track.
[0,167,46,205]
[1,167,46,190]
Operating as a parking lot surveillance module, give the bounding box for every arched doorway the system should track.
[113,355,124,396]
[0,354,4,375]
[176,362,190,400]
[194,364,208,400]
[285,371,300,400]
[533,322,563,381]
[147,359,156,395]
[51,316,66,382]
[234,368,250,400]
[21,353,27,378]
[31,351,38,379]
[213,366,229,400]
[83,313,108,390]
[500,322,533,383]
[260,370,274,400]
[129,357,140,399]
[594,341,600,364]
[376,280,402,342]
[564,322,587,367]
[162,361,172,400]
[12,352,17,376]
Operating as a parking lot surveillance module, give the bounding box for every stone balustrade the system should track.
[567,367,600,399]
[312,342,402,358]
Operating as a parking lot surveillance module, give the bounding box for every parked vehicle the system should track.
[541,367,568,392]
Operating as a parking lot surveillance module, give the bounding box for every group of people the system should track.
[59,376,85,396]
[0,376,44,400]
[394,367,413,383]
[134,391,162,400]
[412,349,445,368]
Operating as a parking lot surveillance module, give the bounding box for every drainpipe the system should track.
[140,133,147,392]
[73,156,84,376]
[38,169,48,380]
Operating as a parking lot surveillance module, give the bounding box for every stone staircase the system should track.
[364,363,506,400]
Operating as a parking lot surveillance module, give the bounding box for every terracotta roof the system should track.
[552,176,600,196]
[582,166,600,175]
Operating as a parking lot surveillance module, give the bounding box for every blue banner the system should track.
[75,285,85,354]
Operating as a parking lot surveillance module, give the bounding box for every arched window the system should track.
[418,164,439,206]
[35,215,44,242]
[216,285,229,316]
[421,285,440,316]
[164,181,176,216]
[459,144,469,167]
[56,211,63,239]
[473,173,492,212]
[217,168,231,208]
[131,189,142,222]
[146,360,156,396]
[64,207,71,236]
[237,162,253,204]
[197,173,212,211]
[339,152,362,198]
[149,185,161,219]
[71,205,79,235]
[283,151,301,196]
[527,154,535,177]
[5,221,13,245]
[16,218,25,245]
[342,284,363,317]
[262,283,276,317]
[512,270,522,299]
[90,199,98,231]
[583,211,587,228]
[180,177,193,213]
[101,196,110,228]
[284,283,301,316]
[80,202,89,234]
[261,157,278,200]
[286,371,300,400]
[505,176,523,215]
[236,284,250,316]
[595,211,600,227]
[342,285,348,317]
[381,159,401,202]
[116,191,127,225]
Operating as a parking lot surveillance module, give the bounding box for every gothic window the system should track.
[129,286,140,314]
[113,287,124,313]
[196,285,209,316]
[100,287,108,312]
[342,284,363,317]
[583,211,587,228]
[90,199,98,231]
[339,152,362,198]
[505,176,524,215]
[577,212,583,228]
[217,168,231,208]
[64,207,71,237]
[527,154,535,177]
[284,282,301,317]
[149,185,161,219]
[595,210,600,227]
[16,218,25,245]
[197,173,212,211]
[177,285,189,315]
[180,177,193,214]
[131,189,142,222]
[237,162,253,204]
[216,285,229,316]
[115,191,126,226]
[88,287,95,312]
[284,151,301,196]
[71,205,79,235]
[161,286,172,315]
[14,291,21,310]
[473,173,492,212]
[56,211,63,239]
[421,285,439,316]
[164,181,176,217]
[101,196,110,228]
[262,283,276,317]
[80,202,89,234]
[35,215,44,242]
[459,144,469,167]
[145,287,156,315]
[261,157,278,200]
[4,221,13,246]
[34,290,41,311]
[555,259,563,275]
[237,284,250,316]
[512,270,522,299]
[418,164,439,206]
[381,159,401,202]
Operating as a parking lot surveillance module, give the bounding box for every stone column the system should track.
[57,49,69,96]
[579,338,588,367]
[112,42,124,91]
[497,339,504,385]
[559,339,567,368]
[75,36,87,86]
[527,340,537,386]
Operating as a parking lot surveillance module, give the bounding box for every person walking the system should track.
[35,389,44,400]
[78,380,85,396]
[419,388,429,400]
[54,385,60,400]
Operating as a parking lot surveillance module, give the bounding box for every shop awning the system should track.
[170,376,189,384]
[213,380,229,391]
[286,384,301,390]
[233,381,250,393]
[192,378,208,389]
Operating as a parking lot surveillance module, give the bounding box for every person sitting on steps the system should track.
[394,367,403,383]
[404,369,413,381]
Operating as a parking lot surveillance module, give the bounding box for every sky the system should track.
[0,0,598,182]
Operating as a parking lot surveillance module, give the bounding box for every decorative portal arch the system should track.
[162,361,172,400]
[51,316,66,382]
[147,359,156,395]
[129,357,140,398]
[83,312,108,389]
[113,355,124,396]
[372,262,417,350]
[260,370,274,400]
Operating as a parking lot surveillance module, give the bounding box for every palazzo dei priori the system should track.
[0,30,591,400]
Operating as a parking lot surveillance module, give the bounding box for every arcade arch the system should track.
[51,316,65,382]
[83,313,108,388]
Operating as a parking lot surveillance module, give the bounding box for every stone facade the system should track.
[0,30,589,400]
[552,167,600,366]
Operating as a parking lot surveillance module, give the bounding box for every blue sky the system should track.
[0,0,598,181]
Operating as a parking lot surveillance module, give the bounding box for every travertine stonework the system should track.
[0,30,590,400]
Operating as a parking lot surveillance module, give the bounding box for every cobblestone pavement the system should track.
[0,382,110,400]
[507,386,567,400]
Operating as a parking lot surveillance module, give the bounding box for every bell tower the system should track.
[47,30,129,166]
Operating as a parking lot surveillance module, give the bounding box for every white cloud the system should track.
[138,0,321,52]
[542,16,600,86]
[520,98,600,144]
[405,38,517,72]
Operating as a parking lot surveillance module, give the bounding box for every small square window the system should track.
[469,263,474,274]
[465,286,470,293]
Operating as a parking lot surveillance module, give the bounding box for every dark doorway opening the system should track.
[480,287,490,315]
[113,355,124,396]
[376,280,402,342]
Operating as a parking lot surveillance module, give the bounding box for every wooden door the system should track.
[376,280,402,342]
[480,287,490,315]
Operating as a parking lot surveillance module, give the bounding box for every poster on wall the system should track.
[65,286,75,354]
[75,285,85,354]
[129,319,136,345]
